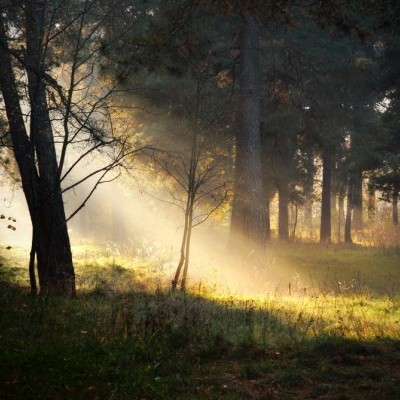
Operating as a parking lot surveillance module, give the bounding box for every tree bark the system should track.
[0,5,75,295]
[320,149,332,243]
[367,179,376,222]
[278,185,289,240]
[352,170,363,230]
[291,203,298,239]
[180,206,193,291]
[344,182,353,244]
[24,0,75,295]
[172,208,189,292]
[0,13,43,292]
[29,233,38,295]
[230,13,267,258]
[393,191,398,226]
[303,153,314,236]
[338,193,345,242]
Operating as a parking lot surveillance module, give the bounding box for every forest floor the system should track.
[0,242,399,399]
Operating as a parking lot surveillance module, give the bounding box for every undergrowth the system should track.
[0,243,399,399]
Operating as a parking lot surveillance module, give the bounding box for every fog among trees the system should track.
[0,0,399,295]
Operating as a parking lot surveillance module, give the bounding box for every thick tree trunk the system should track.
[0,14,43,294]
[393,191,398,226]
[230,14,267,258]
[352,170,363,230]
[24,1,75,295]
[0,3,75,295]
[278,186,289,240]
[0,15,37,216]
[320,149,332,243]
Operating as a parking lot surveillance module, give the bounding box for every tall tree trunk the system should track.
[278,186,289,240]
[303,152,314,236]
[1,2,74,295]
[352,170,363,230]
[291,203,298,240]
[344,182,353,244]
[320,149,332,243]
[261,129,274,242]
[0,14,43,294]
[393,191,399,226]
[28,1,75,295]
[180,207,193,291]
[367,179,376,223]
[230,14,266,258]
[172,208,189,292]
[330,191,337,238]
[304,201,313,230]
[265,199,271,241]
[338,193,345,243]
[29,233,38,295]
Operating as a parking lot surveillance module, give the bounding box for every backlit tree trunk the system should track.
[25,0,75,295]
[230,14,267,258]
[320,149,332,243]
[352,170,363,230]
[344,182,353,244]
[338,193,345,242]
[393,191,398,226]
[367,180,376,222]
[278,185,289,240]
[0,4,75,295]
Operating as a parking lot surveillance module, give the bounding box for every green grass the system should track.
[0,242,400,399]
[256,242,400,296]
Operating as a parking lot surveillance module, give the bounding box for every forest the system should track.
[0,1,400,399]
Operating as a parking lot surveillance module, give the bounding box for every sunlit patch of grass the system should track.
[72,243,176,294]
[201,292,400,346]
[1,242,400,399]
[259,241,400,296]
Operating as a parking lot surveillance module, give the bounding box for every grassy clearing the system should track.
[0,243,400,399]
[254,242,400,296]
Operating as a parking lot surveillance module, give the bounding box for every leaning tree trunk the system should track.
[0,14,43,294]
[172,206,190,292]
[180,206,194,292]
[230,13,267,258]
[25,0,75,295]
[320,149,332,243]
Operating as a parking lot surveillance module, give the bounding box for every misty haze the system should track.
[1,1,400,399]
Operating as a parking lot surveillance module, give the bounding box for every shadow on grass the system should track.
[1,265,400,400]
